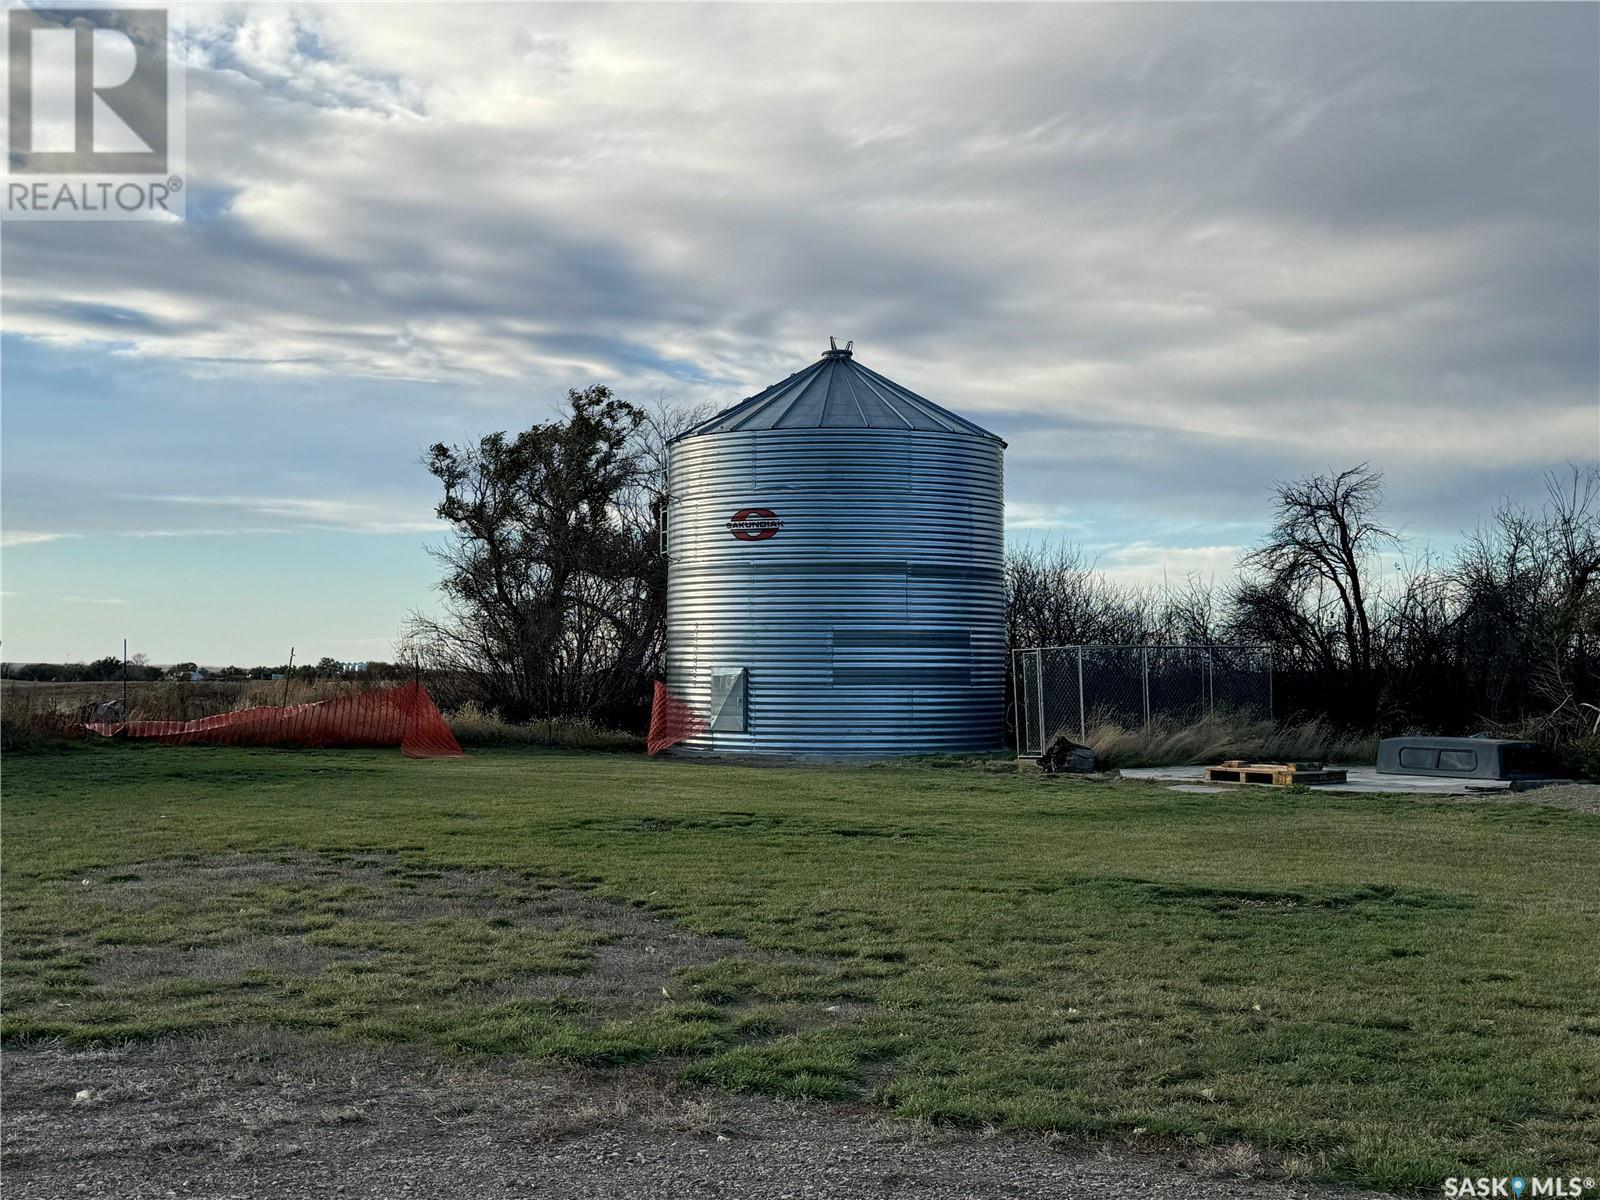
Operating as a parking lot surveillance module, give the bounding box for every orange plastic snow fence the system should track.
[83,682,465,758]
[646,680,707,756]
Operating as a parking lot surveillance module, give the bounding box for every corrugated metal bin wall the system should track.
[664,411,1005,758]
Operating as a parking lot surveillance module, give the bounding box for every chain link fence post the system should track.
[1206,645,1214,716]
[1010,648,1020,753]
[1140,646,1150,726]
[1033,648,1046,755]
[1075,645,1086,740]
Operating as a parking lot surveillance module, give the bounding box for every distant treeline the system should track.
[1,658,419,684]
[1008,464,1599,758]
[411,390,1598,762]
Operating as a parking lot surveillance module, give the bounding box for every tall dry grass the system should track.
[1078,711,1378,769]
[446,702,642,751]
[231,680,370,710]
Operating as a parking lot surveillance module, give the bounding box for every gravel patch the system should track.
[2,1034,1397,1200]
[1498,782,1600,815]
[91,937,352,985]
[79,853,768,1014]
[1395,781,1600,816]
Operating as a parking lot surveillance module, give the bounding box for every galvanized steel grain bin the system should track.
[663,343,1005,757]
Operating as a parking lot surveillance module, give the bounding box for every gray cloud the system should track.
[3,1,1595,554]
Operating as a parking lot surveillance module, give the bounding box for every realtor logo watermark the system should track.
[3,3,184,220]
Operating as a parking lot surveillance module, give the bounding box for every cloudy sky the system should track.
[3,2,1596,664]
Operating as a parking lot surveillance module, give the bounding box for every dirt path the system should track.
[3,1034,1394,1200]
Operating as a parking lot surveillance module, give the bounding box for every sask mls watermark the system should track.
[3,3,184,220]
[1444,1177,1595,1198]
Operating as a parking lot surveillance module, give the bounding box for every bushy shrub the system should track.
[0,689,87,753]
[1550,736,1600,781]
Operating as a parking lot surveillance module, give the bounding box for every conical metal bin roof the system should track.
[671,343,1003,443]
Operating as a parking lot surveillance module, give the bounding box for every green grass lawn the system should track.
[4,744,1598,1191]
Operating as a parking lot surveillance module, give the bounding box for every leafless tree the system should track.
[1232,464,1397,717]
[1452,465,1600,738]
[1005,543,1149,648]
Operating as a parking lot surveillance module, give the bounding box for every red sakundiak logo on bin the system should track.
[727,508,782,541]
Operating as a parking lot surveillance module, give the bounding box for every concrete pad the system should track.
[1119,765,1561,795]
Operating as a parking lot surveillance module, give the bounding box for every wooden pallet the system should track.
[1203,760,1347,786]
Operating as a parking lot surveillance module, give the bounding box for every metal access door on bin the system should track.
[708,668,747,732]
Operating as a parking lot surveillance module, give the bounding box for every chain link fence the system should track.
[1012,644,1272,756]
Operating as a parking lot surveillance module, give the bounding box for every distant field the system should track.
[1,679,252,701]
[1,678,253,713]
[4,745,1597,1191]
[0,678,348,724]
